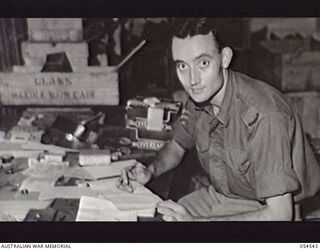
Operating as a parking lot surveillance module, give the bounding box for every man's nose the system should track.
[190,68,200,86]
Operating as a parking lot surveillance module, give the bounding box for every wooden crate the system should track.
[285,91,320,139]
[0,71,119,106]
[21,42,89,68]
[27,18,83,42]
[251,40,320,92]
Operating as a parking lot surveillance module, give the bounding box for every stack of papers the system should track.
[0,140,43,158]
[21,159,139,202]
[82,159,137,180]
[0,200,51,221]
[78,177,162,220]
[76,196,138,221]
[38,186,99,201]
[6,155,161,221]
[19,176,57,192]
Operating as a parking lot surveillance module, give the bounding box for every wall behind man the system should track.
[1,18,320,101]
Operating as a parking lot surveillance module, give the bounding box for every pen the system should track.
[116,168,137,193]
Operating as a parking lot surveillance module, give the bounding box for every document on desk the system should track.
[76,196,138,221]
[0,140,43,158]
[19,176,57,192]
[23,162,65,179]
[25,159,93,180]
[38,186,99,201]
[61,166,94,180]
[0,200,51,221]
[89,177,162,217]
[22,141,76,153]
[82,159,137,180]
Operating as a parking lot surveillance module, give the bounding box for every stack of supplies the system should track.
[125,97,181,151]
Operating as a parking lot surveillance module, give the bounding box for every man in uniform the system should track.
[118,18,320,221]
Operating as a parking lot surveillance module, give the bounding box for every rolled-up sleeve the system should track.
[172,100,196,150]
[249,112,300,200]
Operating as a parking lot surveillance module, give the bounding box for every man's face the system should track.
[172,32,224,103]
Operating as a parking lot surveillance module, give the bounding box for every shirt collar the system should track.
[215,70,234,126]
[194,70,234,126]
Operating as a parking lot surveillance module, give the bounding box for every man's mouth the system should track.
[191,87,205,94]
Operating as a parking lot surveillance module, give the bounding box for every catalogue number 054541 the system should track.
[300,244,318,248]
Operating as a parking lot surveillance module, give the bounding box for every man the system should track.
[118,18,320,221]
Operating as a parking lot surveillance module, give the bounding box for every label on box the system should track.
[132,139,167,151]
[0,72,119,105]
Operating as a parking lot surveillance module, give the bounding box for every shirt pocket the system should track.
[225,148,251,175]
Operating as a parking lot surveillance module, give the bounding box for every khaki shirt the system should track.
[174,70,320,203]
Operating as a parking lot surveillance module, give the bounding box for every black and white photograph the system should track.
[0,1,319,242]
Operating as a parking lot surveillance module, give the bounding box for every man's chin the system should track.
[190,95,212,106]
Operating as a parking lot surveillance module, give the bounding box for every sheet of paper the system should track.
[0,140,25,150]
[76,196,137,221]
[23,161,65,179]
[0,140,43,158]
[19,176,57,192]
[38,186,99,201]
[22,141,76,153]
[0,200,51,221]
[89,178,162,212]
[7,125,44,143]
[83,159,137,180]
[28,158,69,168]
[61,166,94,180]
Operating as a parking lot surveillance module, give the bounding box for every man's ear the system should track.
[221,47,233,69]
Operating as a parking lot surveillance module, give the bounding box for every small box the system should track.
[79,149,111,166]
[43,152,65,162]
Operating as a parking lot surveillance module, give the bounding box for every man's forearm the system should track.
[197,207,288,221]
[149,140,185,178]
[196,193,294,221]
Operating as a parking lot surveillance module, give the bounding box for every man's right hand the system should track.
[116,161,153,193]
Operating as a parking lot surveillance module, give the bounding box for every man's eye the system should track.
[199,60,210,68]
[177,63,188,71]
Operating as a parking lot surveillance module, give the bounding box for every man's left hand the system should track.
[157,200,196,221]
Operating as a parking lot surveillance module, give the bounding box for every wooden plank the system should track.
[12,66,117,73]
[0,72,119,105]
[21,42,88,57]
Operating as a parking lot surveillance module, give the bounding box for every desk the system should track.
[0,107,176,221]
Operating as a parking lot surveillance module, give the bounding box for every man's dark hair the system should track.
[171,18,227,51]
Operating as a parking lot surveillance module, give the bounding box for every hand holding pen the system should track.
[116,160,153,193]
